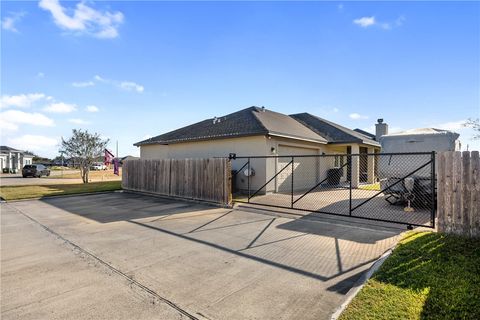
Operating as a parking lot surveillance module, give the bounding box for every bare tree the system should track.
[464,118,480,140]
[61,129,109,183]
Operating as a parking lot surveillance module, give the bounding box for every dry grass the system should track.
[48,168,122,181]
[0,181,122,200]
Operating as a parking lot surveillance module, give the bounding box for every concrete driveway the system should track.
[2,192,403,320]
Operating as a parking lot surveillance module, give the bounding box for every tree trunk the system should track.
[81,165,89,183]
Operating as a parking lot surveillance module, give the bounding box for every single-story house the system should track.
[119,155,140,166]
[0,146,35,173]
[134,106,382,192]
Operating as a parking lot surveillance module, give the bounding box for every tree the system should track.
[464,118,480,140]
[61,129,109,183]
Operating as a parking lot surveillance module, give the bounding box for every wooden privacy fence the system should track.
[437,151,480,237]
[122,159,231,206]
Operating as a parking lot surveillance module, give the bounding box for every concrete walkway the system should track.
[2,192,403,319]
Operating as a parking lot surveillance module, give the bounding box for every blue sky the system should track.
[1,1,479,158]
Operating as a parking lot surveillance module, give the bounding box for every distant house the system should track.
[134,107,384,191]
[119,155,139,165]
[0,146,34,173]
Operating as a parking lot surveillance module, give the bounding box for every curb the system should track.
[330,245,397,320]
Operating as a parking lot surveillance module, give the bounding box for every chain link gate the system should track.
[229,152,436,228]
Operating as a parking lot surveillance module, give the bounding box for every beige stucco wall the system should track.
[139,136,380,195]
[139,135,269,192]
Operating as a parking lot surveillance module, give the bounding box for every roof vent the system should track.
[213,116,221,124]
[261,106,266,112]
[377,118,383,124]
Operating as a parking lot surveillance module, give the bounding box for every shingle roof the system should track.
[134,107,328,146]
[353,128,376,140]
[0,145,21,153]
[290,113,380,147]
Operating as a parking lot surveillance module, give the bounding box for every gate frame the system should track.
[229,151,436,229]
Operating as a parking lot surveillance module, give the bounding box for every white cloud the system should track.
[0,118,19,132]
[7,134,59,152]
[333,107,339,113]
[72,80,95,87]
[78,75,145,93]
[38,0,124,39]
[353,15,405,30]
[0,93,46,108]
[2,12,25,33]
[68,118,90,125]
[37,72,45,78]
[349,113,369,120]
[94,74,107,82]
[0,110,54,127]
[43,102,77,113]
[353,16,375,28]
[120,81,144,93]
[337,4,344,11]
[85,105,99,112]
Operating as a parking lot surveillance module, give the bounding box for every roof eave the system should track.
[267,132,328,144]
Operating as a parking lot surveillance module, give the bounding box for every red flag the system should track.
[104,149,115,166]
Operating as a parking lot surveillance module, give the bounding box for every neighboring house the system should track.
[120,155,139,164]
[0,146,34,173]
[134,106,381,192]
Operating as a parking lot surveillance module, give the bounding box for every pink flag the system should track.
[104,149,115,166]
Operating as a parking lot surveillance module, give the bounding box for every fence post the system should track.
[291,156,294,208]
[247,158,250,202]
[431,151,436,229]
[349,154,352,216]
[471,151,479,237]
[437,152,445,232]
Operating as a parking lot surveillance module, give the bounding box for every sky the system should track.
[1,0,479,158]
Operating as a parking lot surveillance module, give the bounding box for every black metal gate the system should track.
[230,152,436,228]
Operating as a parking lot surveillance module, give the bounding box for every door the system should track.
[276,145,318,192]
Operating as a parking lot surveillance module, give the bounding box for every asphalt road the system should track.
[0,171,84,186]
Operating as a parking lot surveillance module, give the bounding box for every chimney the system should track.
[375,118,388,141]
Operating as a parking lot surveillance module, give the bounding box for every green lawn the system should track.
[340,231,480,320]
[358,182,381,191]
[0,181,122,201]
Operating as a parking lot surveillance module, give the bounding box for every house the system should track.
[134,106,381,192]
[0,146,35,173]
[120,155,140,164]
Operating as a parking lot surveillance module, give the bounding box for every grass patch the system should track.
[358,182,380,191]
[340,232,480,320]
[47,169,121,180]
[50,166,76,171]
[0,181,122,201]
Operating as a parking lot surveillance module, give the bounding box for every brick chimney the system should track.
[375,119,388,141]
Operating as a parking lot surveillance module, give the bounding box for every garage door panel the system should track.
[277,145,319,192]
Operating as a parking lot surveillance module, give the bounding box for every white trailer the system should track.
[378,128,460,206]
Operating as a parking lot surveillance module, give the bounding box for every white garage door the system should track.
[276,145,319,192]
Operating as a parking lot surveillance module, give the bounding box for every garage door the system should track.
[276,145,319,192]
